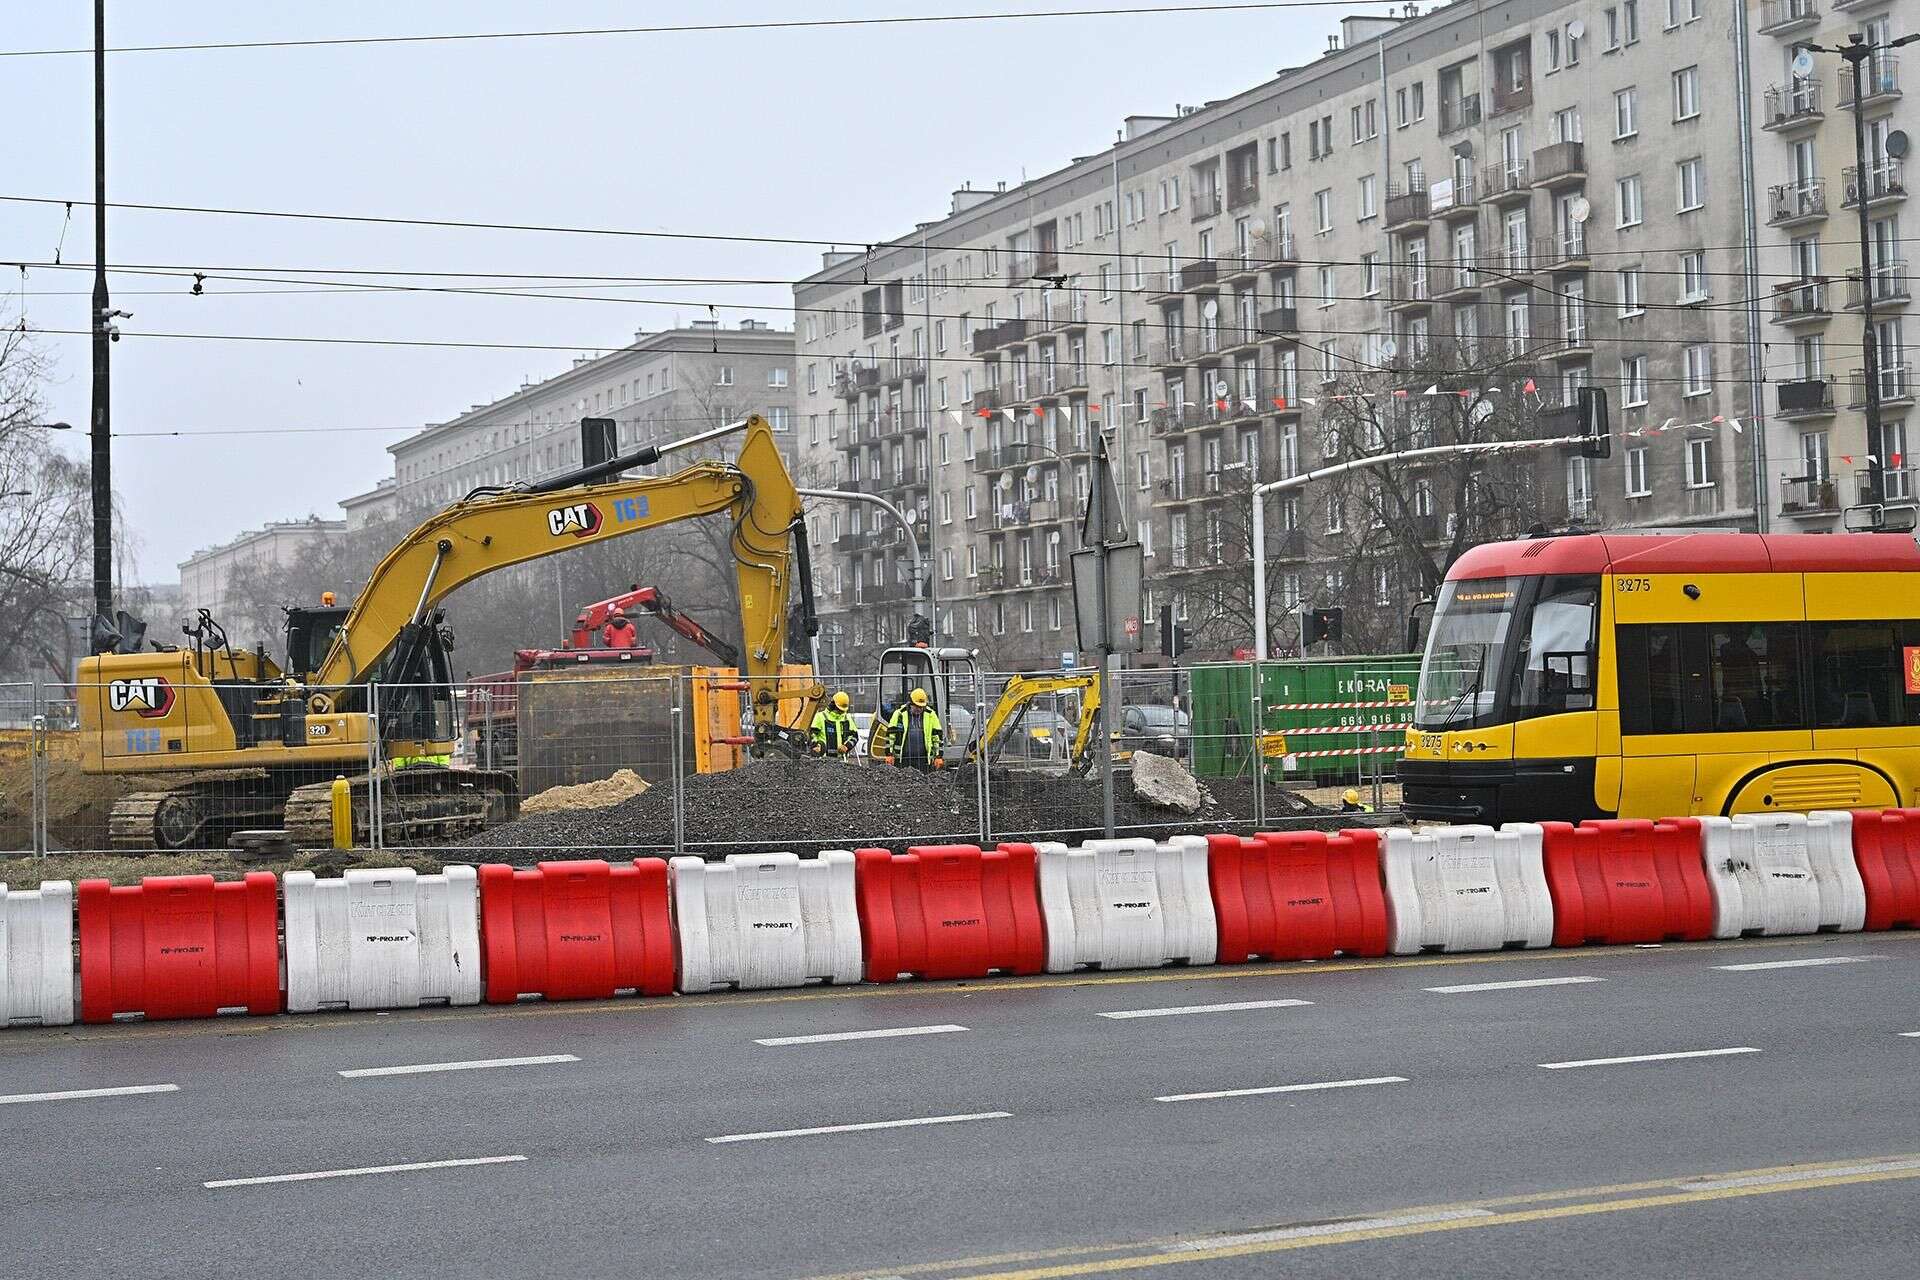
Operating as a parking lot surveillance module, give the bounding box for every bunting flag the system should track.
[1002,409,1019,424]
[1522,379,1537,394]
[1087,402,1101,413]
[1841,454,1855,464]
[1728,417,1744,434]
[1272,395,1288,409]
[1392,388,1409,399]
[1242,396,1258,412]
[975,407,994,418]
[1894,452,1905,467]
[1300,396,1317,407]
[949,410,967,427]
[1215,398,1230,412]
[1423,384,1440,396]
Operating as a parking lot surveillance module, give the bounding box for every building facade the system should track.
[1747,0,1915,528]
[384,321,796,508]
[178,517,346,627]
[795,0,1765,669]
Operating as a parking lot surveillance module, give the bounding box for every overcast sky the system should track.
[3,1,1351,583]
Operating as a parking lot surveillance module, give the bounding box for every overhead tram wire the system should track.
[0,3,1383,58]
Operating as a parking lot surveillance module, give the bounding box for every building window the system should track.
[1679,251,1708,301]
[716,366,734,386]
[1616,175,1643,228]
[1621,354,1649,406]
[1685,436,1715,488]
[1362,253,1380,296]
[1317,266,1337,309]
[768,408,790,432]
[1326,494,1345,534]
[1683,343,1712,396]
[1614,87,1637,139]
[1358,174,1376,221]
[1672,66,1699,121]
[1677,157,1704,212]
[768,368,788,388]
[1626,445,1651,497]
[1618,266,1644,316]
[1314,189,1332,233]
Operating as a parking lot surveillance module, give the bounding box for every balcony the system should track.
[1483,160,1532,204]
[1179,258,1221,291]
[1536,309,1594,359]
[1767,179,1828,227]
[1218,252,1262,285]
[1533,229,1589,272]
[1763,79,1824,132]
[1388,269,1433,311]
[1772,277,1832,324]
[1148,336,1189,369]
[1841,56,1899,109]
[1149,404,1210,437]
[1433,175,1479,219]
[834,364,882,401]
[1758,0,1821,34]
[1490,80,1533,116]
[879,462,931,494]
[1859,467,1919,505]
[1263,233,1301,272]
[1007,251,1061,280]
[970,386,1004,415]
[1530,141,1586,188]
[972,318,1031,355]
[1258,306,1299,340]
[1849,363,1916,408]
[1428,260,1483,299]
[1843,160,1907,209]
[1777,376,1838,418]
[1385,183,1431,229]
[1190,188,1223,222]
[1779,471,1839,517]
[1440,93,1482,134]
[1845,263,1910,311]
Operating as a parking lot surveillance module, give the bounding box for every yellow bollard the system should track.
[330,776,353,850]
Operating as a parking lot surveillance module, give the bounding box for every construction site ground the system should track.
[1,757,1360,884]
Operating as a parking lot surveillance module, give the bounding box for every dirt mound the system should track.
[520,768,650,815]
[0,760,149,854]
[451,758,1338,862]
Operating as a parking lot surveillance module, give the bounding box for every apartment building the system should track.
[376,321,796,510]
[1749,0,1915,527]
[178,517,345,628]
[794,0,1760,668]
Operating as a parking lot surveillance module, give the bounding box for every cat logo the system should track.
[546,502,604,539]
[108,677,176,719]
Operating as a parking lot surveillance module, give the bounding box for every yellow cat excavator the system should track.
[79,416,819,850]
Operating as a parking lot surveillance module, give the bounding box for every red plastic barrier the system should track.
[76,873,281,1023]
[478,859,674,1003]
[1206,830,1389,962]
[1537,818,1713,946]
[1850,808,1920,931]
[854,844,1045,982]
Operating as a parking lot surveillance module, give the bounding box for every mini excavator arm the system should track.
[968,672,1103,768]
[309,417,808,746]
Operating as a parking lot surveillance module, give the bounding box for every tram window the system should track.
[1705,623,1805,732]
[1812,621,1914,729]
[1619,624,1698,734]
[1509,578,1598,718]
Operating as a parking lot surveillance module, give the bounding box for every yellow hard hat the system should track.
[832,691,851,710]
[1344,788,1361,805]
[909,687,930,706]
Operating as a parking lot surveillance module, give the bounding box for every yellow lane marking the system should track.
[7,929,1913,1050]
[819,1155,1920,1280]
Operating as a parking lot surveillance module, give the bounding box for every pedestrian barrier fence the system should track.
[1205,830,1389,962]
[477,860,675,1003]
[1029,837,1216,973]
[854,844,1048,983]
[668,851,863,993]
[1532,819,1714,947]
[76,873,282,1023]
[1698,813,1865,938]
[1843,808,1920,931]
[8,807,1919,1035]
[1,880,74,1027]
[1382,825,1554,954]
[284,866,482,1013]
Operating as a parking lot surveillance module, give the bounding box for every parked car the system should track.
[1117,704,1192,761]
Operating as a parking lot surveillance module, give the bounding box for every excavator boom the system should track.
[570,585,741,667]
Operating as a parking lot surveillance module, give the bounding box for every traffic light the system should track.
[1159,604,1187,659]
[1302,606,1343,648]
[1576,386,1611,459]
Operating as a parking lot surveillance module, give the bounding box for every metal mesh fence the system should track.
[0,661,1405,862]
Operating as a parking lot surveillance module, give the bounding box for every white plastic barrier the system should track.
[1384,825,1554,954]
[1033,837,1216,973]
[1698,813,1865,938]
[283,866,482,1012]
[1,881,74,1027]
[669,851,862,993]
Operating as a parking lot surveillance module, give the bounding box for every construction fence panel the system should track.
[978,668,1110,844]
[1109,664,1260,839]
[0,682,41,856]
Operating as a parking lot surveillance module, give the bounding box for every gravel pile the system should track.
[453,758,1340,862]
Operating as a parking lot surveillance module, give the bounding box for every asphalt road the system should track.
[2,931,1917,1279]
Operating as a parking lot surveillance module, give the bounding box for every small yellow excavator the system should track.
[871,645,1102,773]
[79,416,819,849]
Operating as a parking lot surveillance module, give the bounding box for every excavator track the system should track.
[284,766,518,850]
[108,775,292,852]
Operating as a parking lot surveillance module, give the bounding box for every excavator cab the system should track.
[875,645,979,762]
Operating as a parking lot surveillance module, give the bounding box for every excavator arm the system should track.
[571,585,741,667]
[968,672,1103,768]
[309,417,808,744]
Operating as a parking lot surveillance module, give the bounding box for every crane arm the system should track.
[572,584,741,666]
[311,418,804,734]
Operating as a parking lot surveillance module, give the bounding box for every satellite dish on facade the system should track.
[1214,379,1232,398]
[1024,465,1040,484]
[1567,18,1585,39]
[1249,217,1269,239]
[1568,195,1592,224]
[902,508,916,525]
[1379,338,1399,359]
[1791,48,1815,80]
[1203,298,1220,320]
[1888,129,1911,159]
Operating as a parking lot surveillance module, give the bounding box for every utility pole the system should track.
[89,0,115,627]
